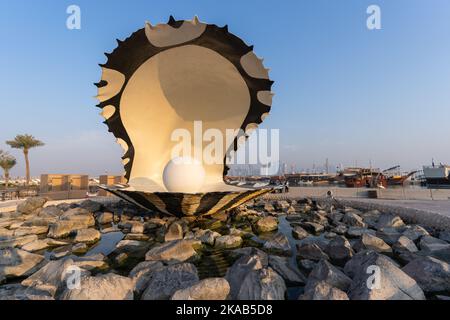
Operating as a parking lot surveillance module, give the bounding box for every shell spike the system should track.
[192,15,200,25]
[145,20,154,30]
[168,15,176,25]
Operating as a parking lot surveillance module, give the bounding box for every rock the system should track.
[96,212,115,225]
[0,227,14,239]
[292,226,309,240]
[376,213,405,229]
[361,210,381,228]
[343,211,367,228]
[254,216,278,233]
[21,258,76,297]
[344,250,425,300]
[332,224,347,235]
[215,235,242,249]
[0,218,19,229]
[71,243,88,254]
[55,203,73,211]
[274,200,290,211]
[299,281,349,300]
[346,227,376,238]
[419,236,450,252]
[392,236,418,255]
[23,216,57,227]
[263,202,275,212]
[397,251,421,265]
[324,232,337,239]
[225,252,267,299]
[297,243,329,261]
[71,254,108,271]
[49,245,72,260]
[439,230,450,243]
[286,206,296,215]
[354,233,392,255]
[298,259,317,274]
[101,226,119,234]
[228,227,246,237]
[297,235,330,251]
[229,247,268,266]
[195,229,220,246]
[0,248,45,280]
[402,256,450,293]
[145,218,167,229]
[164,222,183,241]
[328,211,344,224]
[325,236,354,266]
[13,226,49,237]
[114,252,128,265]
[141,263,199,300]
[145,239,199,263]
[171,278,230,300]
[424,247,450,264]
[236,267,286,300]
[286,215,303,222]
[129,261,165,295]
[60,208,95,223]
[9,221,24,229]
[263,233,291,255]
[268,255,306,284]
[125,233,150,241]
[129,221,144,234]
[48,210,95,239]
[59,273,133,300]
[73,228,101,244]
[115,239,149,252]
[0,284,54,300]
[37,206,63,217]
[0,234,38,249]
[21,238,67,252]
[79,200,102,213]
[301,222,324,234]
[376,227,402,245]
[402,225,429,242]
[16,197,47,215]
[307,259,352,291]
[306,212,328,226]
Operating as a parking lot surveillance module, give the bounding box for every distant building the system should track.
[98,175,127,196]
[40,174,89,200]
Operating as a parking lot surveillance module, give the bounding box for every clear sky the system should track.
[1,0,450,177]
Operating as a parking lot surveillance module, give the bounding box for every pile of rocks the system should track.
[0,196,449,300]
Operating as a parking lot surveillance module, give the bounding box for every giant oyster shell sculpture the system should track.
[96,16,274,217]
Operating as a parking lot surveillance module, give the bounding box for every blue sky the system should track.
[1,0,450,177]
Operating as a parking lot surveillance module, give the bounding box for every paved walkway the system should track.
[0,196,116,213]
[341,198,450,218]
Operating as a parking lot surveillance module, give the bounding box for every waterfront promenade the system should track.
[265,187,450,230]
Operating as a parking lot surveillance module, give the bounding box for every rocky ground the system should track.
[1,196,450,300]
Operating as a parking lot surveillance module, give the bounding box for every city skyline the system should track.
[1,0,450,178]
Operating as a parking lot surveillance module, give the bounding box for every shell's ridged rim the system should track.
[96,16,274,184]
[99,184,272,217]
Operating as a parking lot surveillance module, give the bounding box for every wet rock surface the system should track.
[0,197,449,300]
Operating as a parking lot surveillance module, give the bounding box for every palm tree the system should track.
[6,134,44,185]
[0,152,17,189]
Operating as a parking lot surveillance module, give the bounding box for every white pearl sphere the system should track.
[162,157,205,193]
